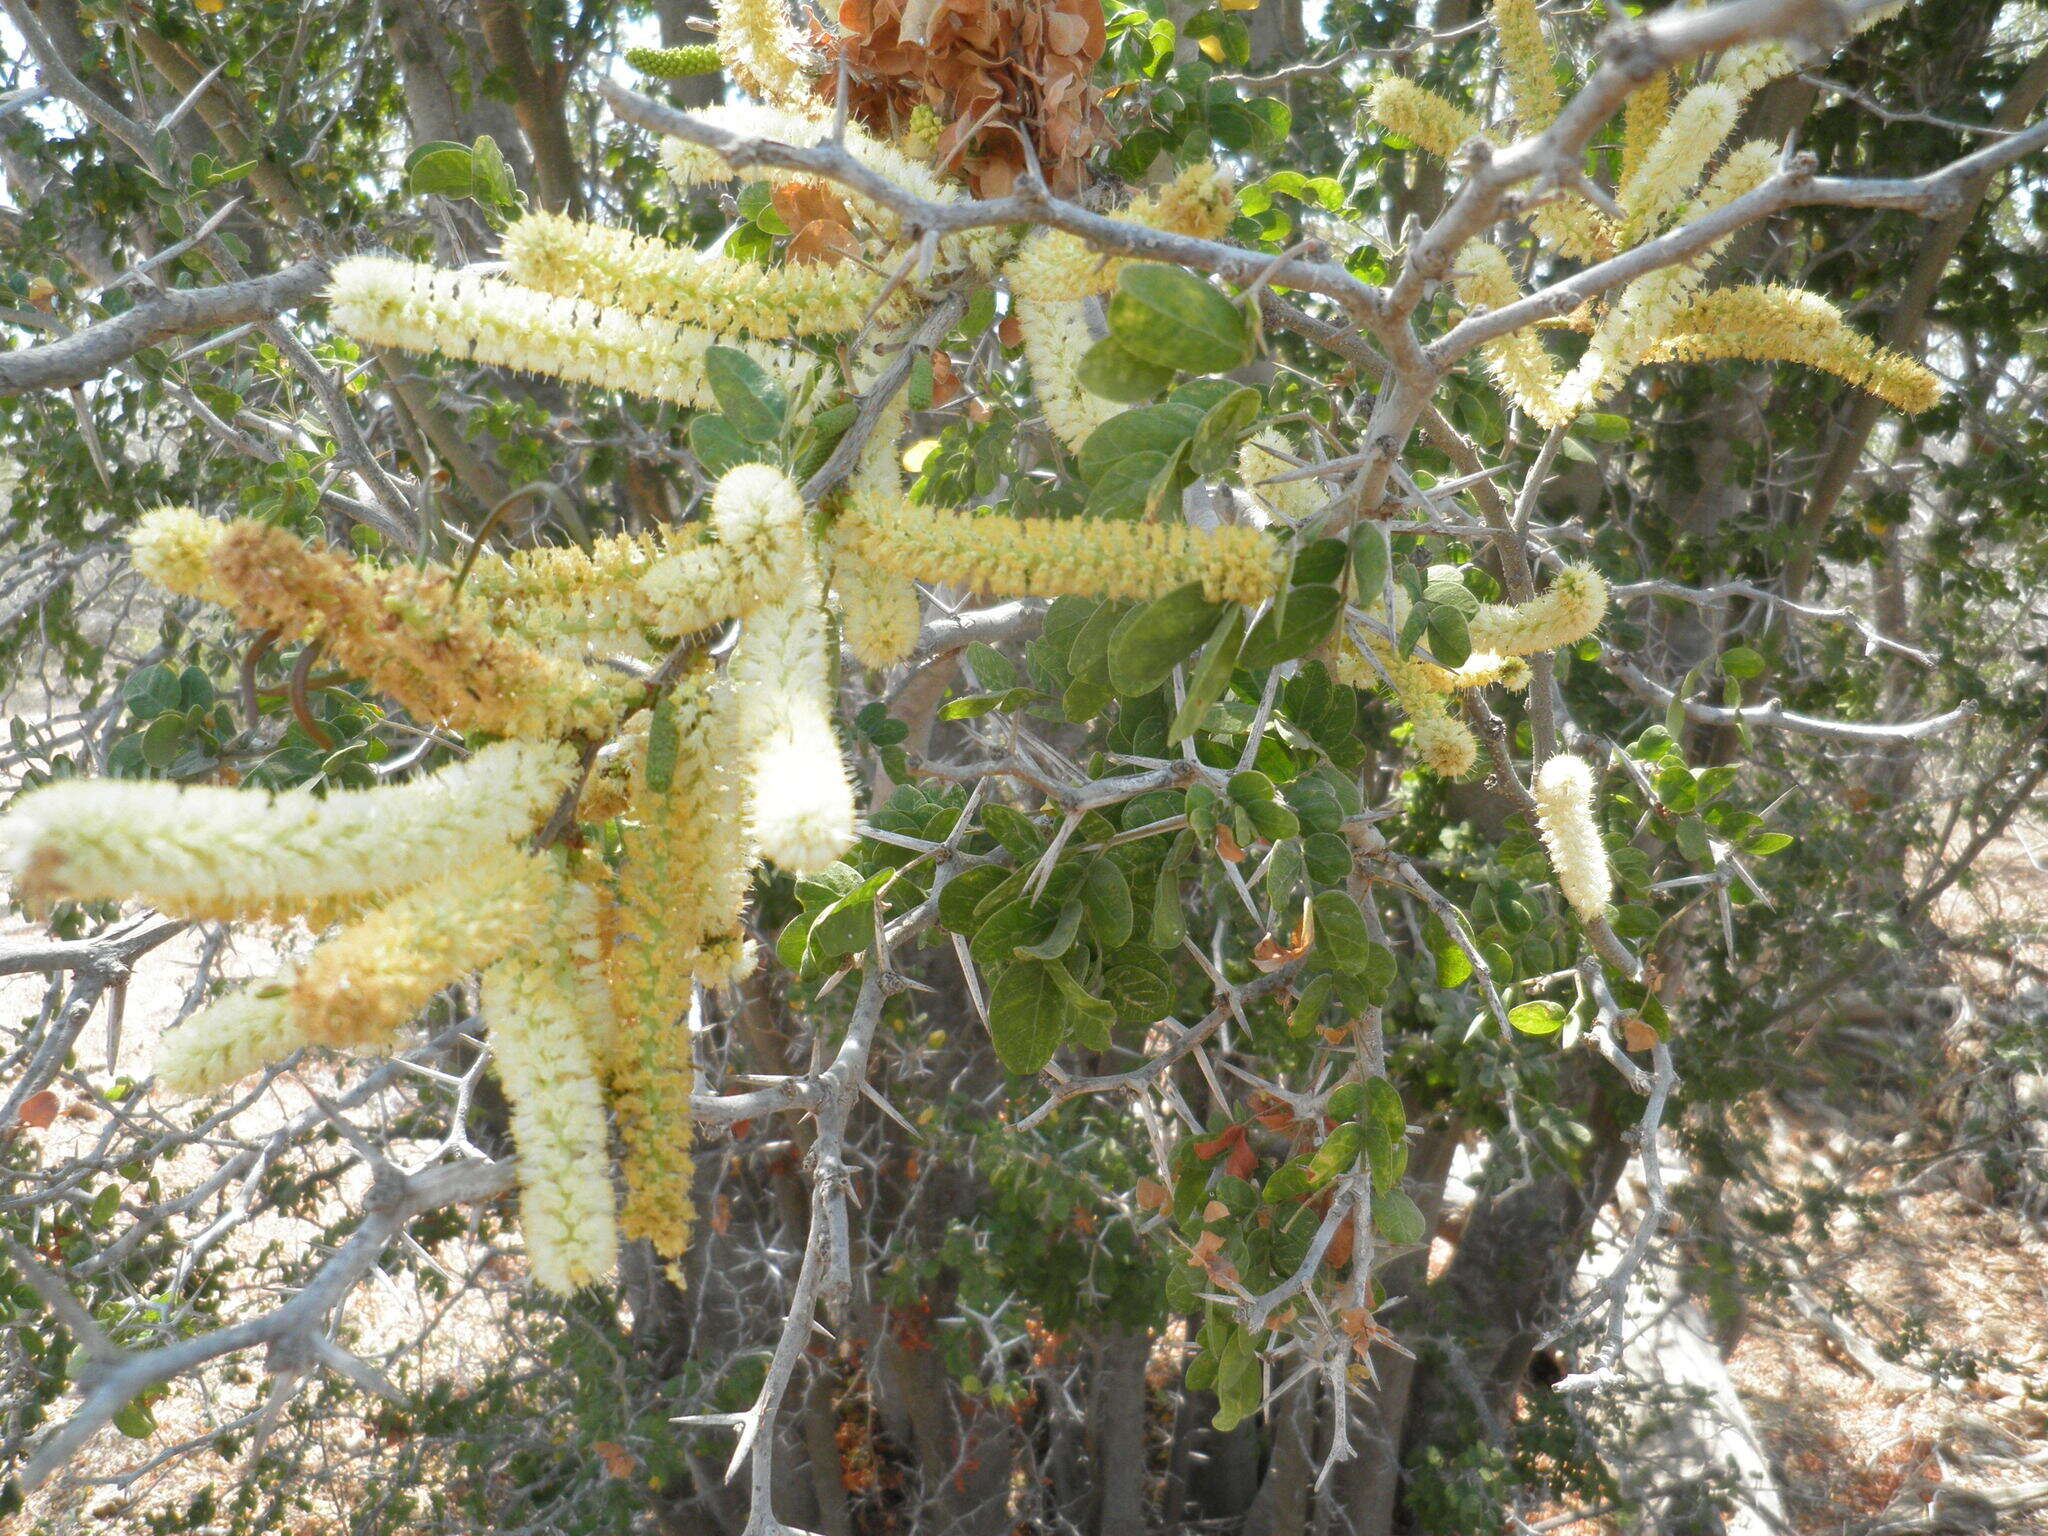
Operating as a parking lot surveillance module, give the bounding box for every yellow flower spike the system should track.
[1493,0,1561,130]
[1533,754,1613,920]
[612,667,758,1008]
[483,879,619,1293]
[840,498,1285,607]
[1015,299,1127,452]
[205,519,627,741]
[499,211,899,339]
[831,390,924,668]
[1466,564,1609,657]
[0,739,577,915]
[1453,242,1571,427]
[1643,285,1941,414]
[289,848,558,1049]
[1615,83,1738,244]
[1366,77,1485,160]
[728,569,859,875]
[128,506,232,605]
[712,0,815,110]
[639,462,811,637]
[1619,73,1672,190]
[153,967,311,1097]
[326,257,813,412]
[1004,161,1237,303]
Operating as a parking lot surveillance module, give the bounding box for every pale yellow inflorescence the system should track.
[499,210,897,339]
[1493,0,1561,130]
[1533,754,1613,920]
[1644,285,1942,415]
[832,387,923,668]
[128,506,232,605]
[1466,564,1609,657]
[842,498,1286,607]
[1367,77,1486,160]
[1453,242,1568,426]
[327,257,812,412]
[1015,299,1126,452]
[1615,83,1740,244]
[712,0,815,109]
[154,968,311,1097]
[1004,161,1237,303]
[727,567,859,875]
[0,740,576,916]
[482,879,620,1293]
[638,462,811,637]
[289,848,558,1048]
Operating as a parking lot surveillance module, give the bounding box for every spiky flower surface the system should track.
[1533,754,1614,920]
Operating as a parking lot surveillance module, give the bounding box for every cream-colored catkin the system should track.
[1004,161,1236,302]
[832,389,922,667]
[1615,83,1738,243]
[499,211,896,338]
[1619,73,1672,189]
[154,968,311,1097]
[327,257,812,412]
[0,740,576,916]
[612,668,758,998]
[1533,754,1613,919]
[128,506,232,605]
[1493,0,1561,130]
[638,462,810,637]
[1366,77,1486,160]
[288,848,557,1048]
[712,0,815,109]
[1453,242,1570,425]
[726,566,859,875]
[840,498,1285,607]
[1643,285,1942,414]
[1466,564,1609,656]
[1015,298,1126,452]
[482,881,619,1293]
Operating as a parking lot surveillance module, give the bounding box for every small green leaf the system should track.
[1107,264,1251,375]
[702,346,787,444]
[405,141,475,198]
[1747,832,1794,856]
[1508,1000,1568,1036]
[1191,385,1262,475]
[689,413,757,478]
[1015,898,1085,961]
[1082,859,1135,949]
[986,962,1068,1074]
[1721,645,1766,680]
[1168,607,1244,743]
[1077,337,1176,402]
[1240,584,1341,669]
[1348,522,1390,601]
[644,695,681,793]
[1108,583,1223,696]
[1426,603,1471,669]
[1372,1190,1427,1245]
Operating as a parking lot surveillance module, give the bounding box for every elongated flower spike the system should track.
[327,257,812,412]
[842,500,1285,607]
[1533,754,1613,920]
[1466,564,1609,657]
[712,0,815,109]
[1015,298,1126,452]
[1366,77,1485,160]
[154,968,309,1097]
[1453,242,1570,426]
[639,461,810,637]
[1615,83,1739,244]
[1644,286,1941,415]
[205,519,628,741]
[0,740,577,917]
[289,848,558,1048]
[483,878,619,1293]
[832,384,923,668]
[728,567,860,875]
[500,211,899,339]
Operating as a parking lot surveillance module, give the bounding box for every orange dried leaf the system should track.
[15,1091,59,1131]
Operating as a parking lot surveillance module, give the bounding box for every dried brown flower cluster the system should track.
[817,0,1107,195]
